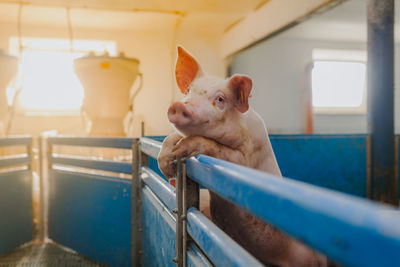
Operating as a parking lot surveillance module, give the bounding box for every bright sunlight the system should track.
[9,38,116,113]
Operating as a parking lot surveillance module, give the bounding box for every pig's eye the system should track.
[214,94,225,110]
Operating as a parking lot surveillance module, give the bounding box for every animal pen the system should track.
[0,0,400,266]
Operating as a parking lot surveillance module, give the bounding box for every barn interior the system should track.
[0,0,399,266]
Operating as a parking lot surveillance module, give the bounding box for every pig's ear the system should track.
[175,46,203,94]
[228,74,252,113]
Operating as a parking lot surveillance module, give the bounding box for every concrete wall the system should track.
[229,33,400,134]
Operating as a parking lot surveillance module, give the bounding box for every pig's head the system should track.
[168,46,252,146]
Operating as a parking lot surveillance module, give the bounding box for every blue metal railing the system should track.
[47,136,135,267]
[43,135,400,267]
[186,154,400,267]
[0,135,33,256]
[140,136,400,267]
[141,164,262,267]
[48,136,134,149]
[48,136,134,175]
[0,136,32,170]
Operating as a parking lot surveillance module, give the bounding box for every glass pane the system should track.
[312,61,366,107]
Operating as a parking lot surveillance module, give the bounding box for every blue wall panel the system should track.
[0,170,33,254]
[142,186,176,267]
[48,169,131,267]
[270,135,368,197]
[148,135,368,197]
[0,170,33,255]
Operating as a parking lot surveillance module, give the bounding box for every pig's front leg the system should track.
[172,136,246,165]
[158,132,183,178]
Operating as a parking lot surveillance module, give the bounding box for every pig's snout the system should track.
[168,102,193,126]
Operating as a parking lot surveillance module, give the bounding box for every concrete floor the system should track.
[0,242,107,267]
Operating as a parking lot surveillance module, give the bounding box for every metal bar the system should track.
[0,154,30,168]
[142,166,176,211]
[367,0,397,204]
[47,138,52,170]
[141,185,213,267]
[395,136,399,206]
[186,208,263,267]
[47,136,135,149]
[366,135,372,199]
[140,137,162,158]
[50,154,132,174]
[0,136,31,147]
[141,164,261,266]
[132,139,142,266]
[186,155,400,267]
[182,162,187,267]
[26,138,32,170]
[38,136,45,242]
[175,159,184,267]
[184,165,199,267]
[304,62,314,134]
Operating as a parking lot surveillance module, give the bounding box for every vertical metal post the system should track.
[141,121,145,137]
[183,165,199,267]
[175,159,200,266]
[304,63,314,134]
[38,137,45,243]
[132,139,142,266]
[175,159,184,267]
[395,136,399,205]
[367,0,397,204]
[27,138,32,170]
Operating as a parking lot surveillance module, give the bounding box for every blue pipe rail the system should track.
[47,136,135,175]
[48,136,134,149]
[0,154,30,169]
[141,164,263,266]
[0,136,31,147]
[185,154,400,267]
[51,154,132,174]
[0,136,32,169]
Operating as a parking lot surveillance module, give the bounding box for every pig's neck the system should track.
[210,112,246,149]
[215,108,281,177]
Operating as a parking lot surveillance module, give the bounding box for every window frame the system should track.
[8,37,117,116]
[311,49,367,115]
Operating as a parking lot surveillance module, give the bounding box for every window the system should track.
[8,37,116,115]
[311,49,367,114]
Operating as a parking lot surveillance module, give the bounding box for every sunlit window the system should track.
[311,49,367,114]
[8,37,116,114]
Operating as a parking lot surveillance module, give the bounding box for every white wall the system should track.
[229,33,400,134]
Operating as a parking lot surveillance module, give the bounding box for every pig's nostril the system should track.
[172,109,176,115]
[183,112,188,117]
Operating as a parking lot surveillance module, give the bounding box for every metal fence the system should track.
[138,136,400,267]
[0,136,33,256]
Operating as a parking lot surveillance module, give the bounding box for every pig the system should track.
[158,46,327,267]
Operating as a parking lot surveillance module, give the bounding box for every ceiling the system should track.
[0,0,267,33]
[283,0,400,43]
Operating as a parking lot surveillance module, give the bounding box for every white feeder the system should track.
[0,51,18,120]
[74,53,141,136]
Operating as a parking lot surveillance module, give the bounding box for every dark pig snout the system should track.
[168,102,193,126]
